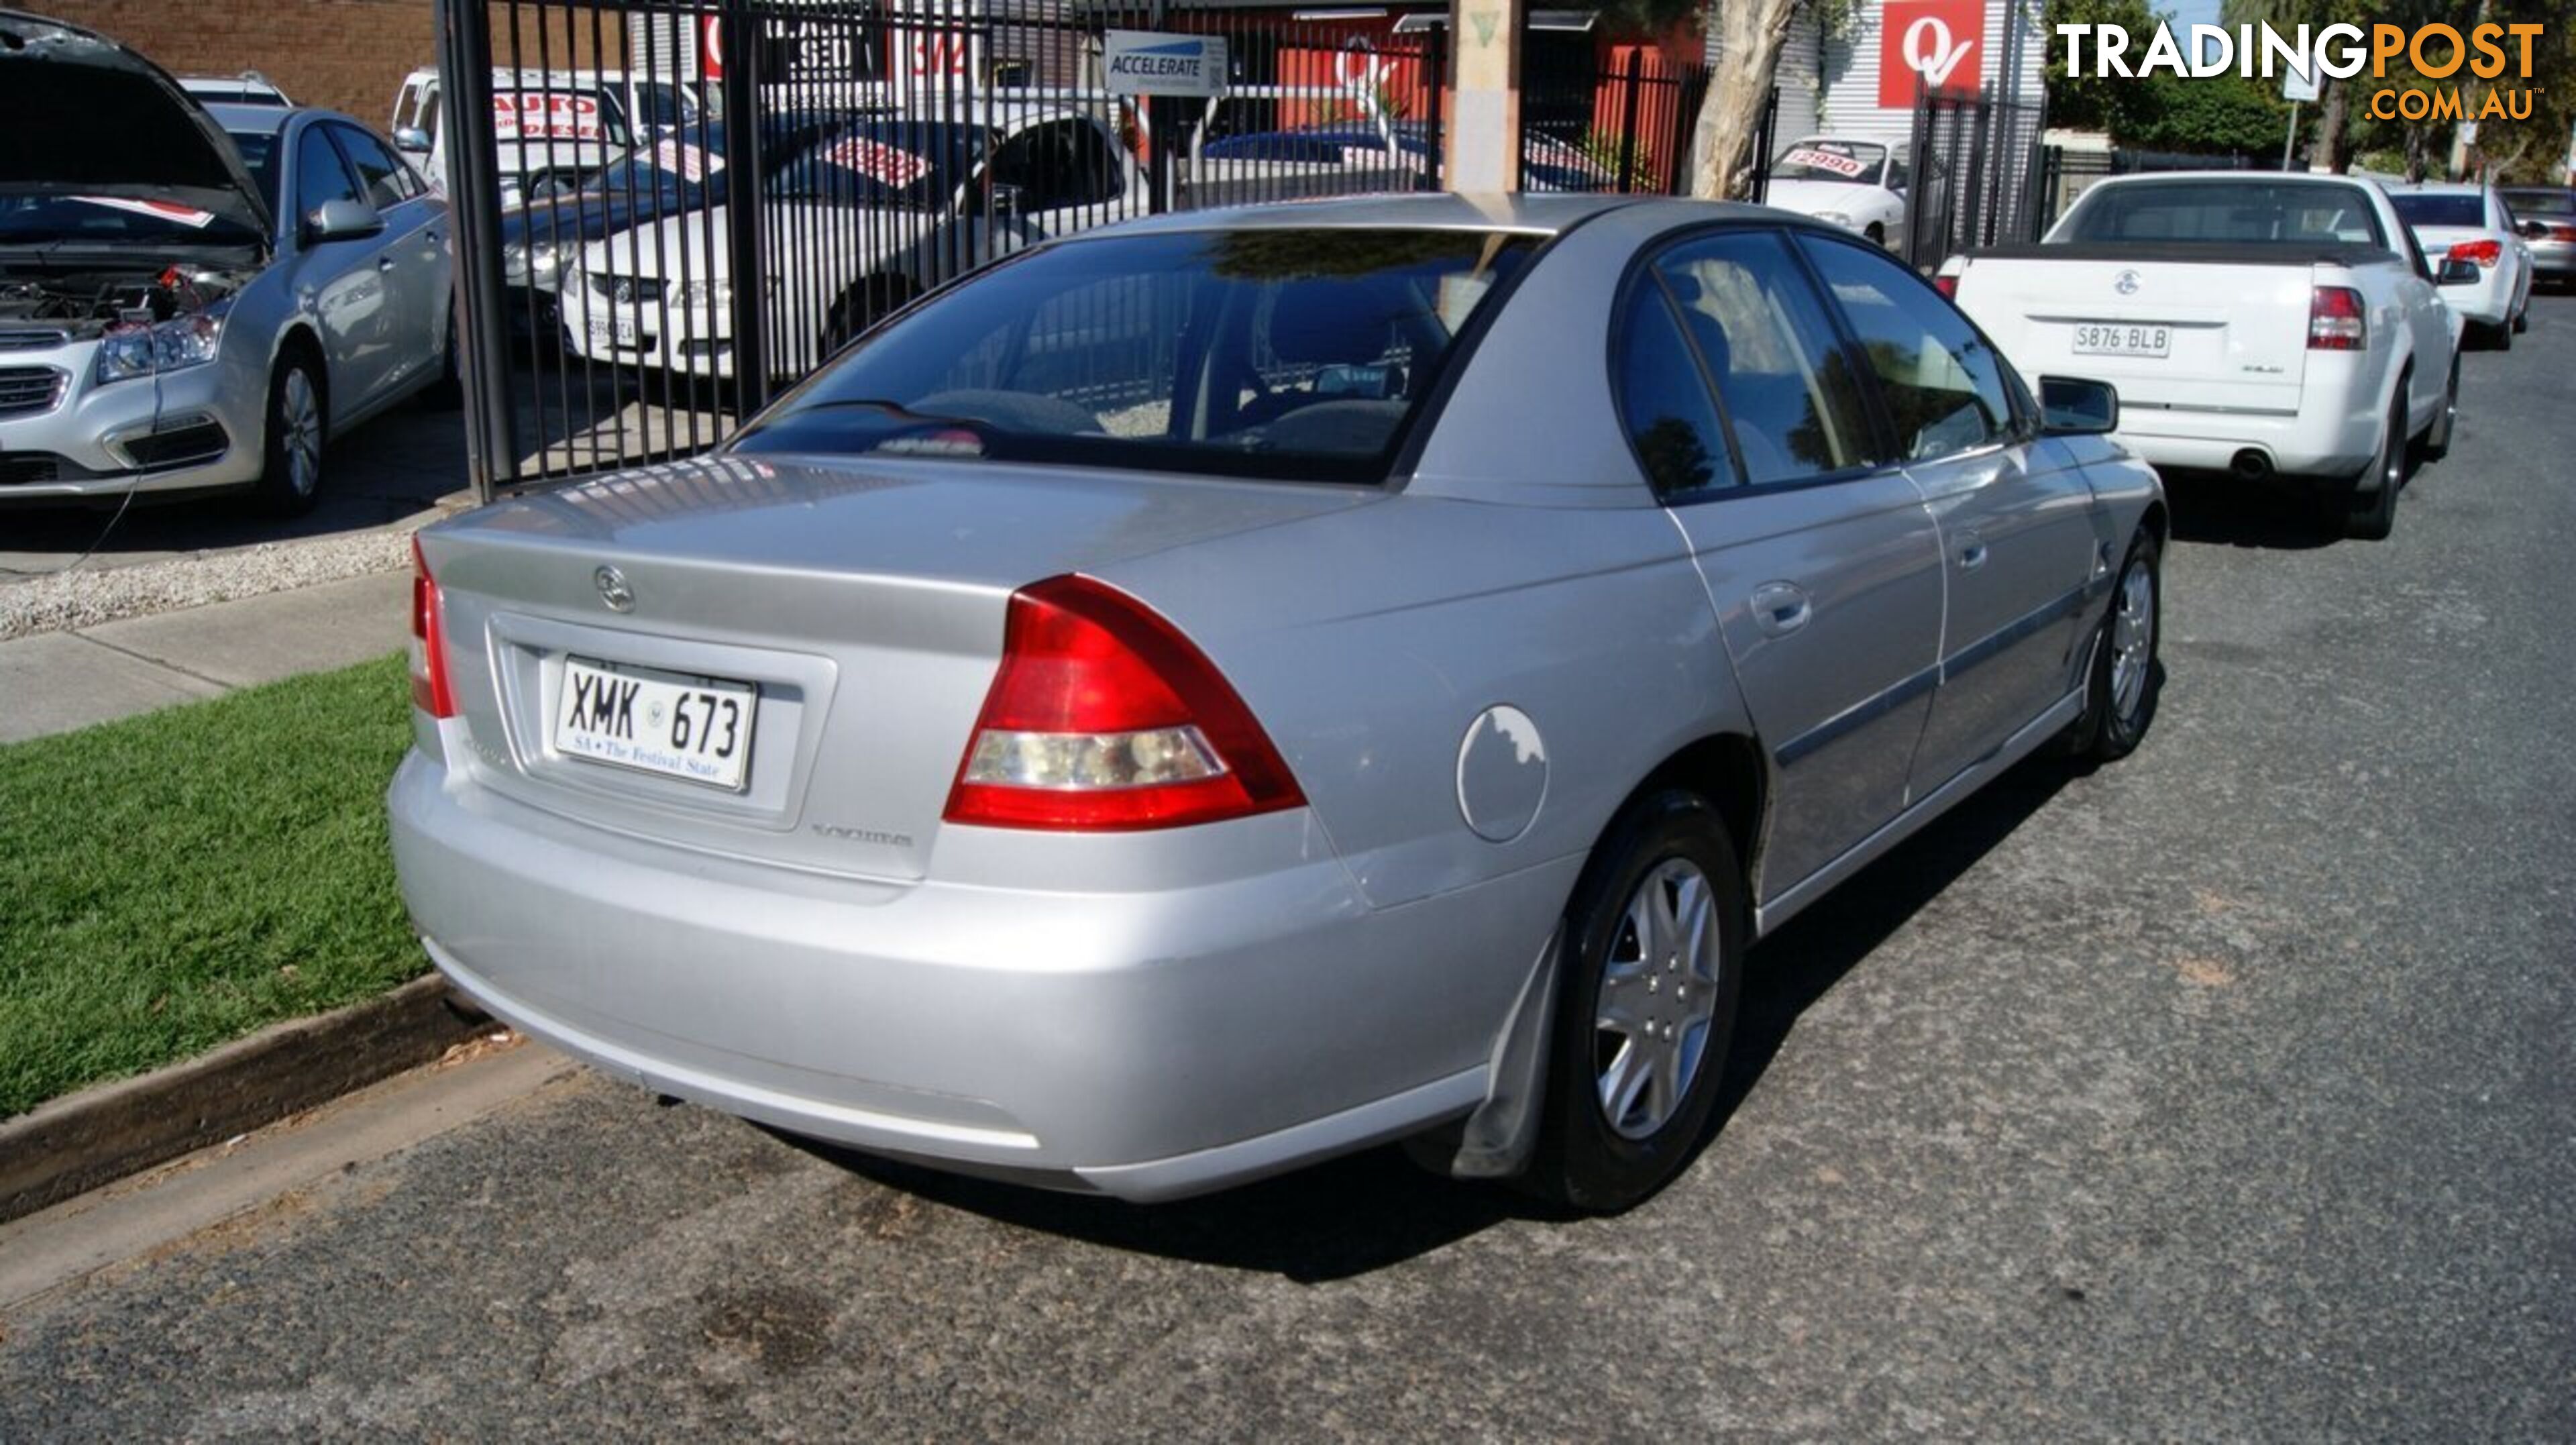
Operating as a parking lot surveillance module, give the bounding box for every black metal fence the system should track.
[2037,145,2290,228]
[1519,50,1729,198]
[1901,87,2048,267]
[432,0,1448,496]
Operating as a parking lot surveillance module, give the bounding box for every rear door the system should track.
[1627,227,1945,901]
[1801,233,2104,796]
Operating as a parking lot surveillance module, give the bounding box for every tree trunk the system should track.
[2315,74,2348,173]
[1689,0,1801,199]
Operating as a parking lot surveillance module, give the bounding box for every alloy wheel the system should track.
[2110,555,2155,722]
[280,368,321,498]
[1595,857,1725,1140]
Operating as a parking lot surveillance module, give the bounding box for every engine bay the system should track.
[0,266,246,339]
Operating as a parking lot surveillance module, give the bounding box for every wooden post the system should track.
[1445,0,1522,192]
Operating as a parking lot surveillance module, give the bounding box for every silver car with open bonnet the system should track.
[391,193,2164,1210]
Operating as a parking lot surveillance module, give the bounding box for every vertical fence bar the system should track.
[436,0,517,500]
[1613,48,1642,195]
[719,0,767,417]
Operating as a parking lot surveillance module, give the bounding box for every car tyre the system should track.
[1525,788,1745,1214]
[2339,386,2405,541]
[2057,530,2161,763]
[2492,317,2514,352]
[419,309,464,411]
[252,354,325,517]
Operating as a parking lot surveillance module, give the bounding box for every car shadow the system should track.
[782,742,2100,1282]
[2160,470,2340,551]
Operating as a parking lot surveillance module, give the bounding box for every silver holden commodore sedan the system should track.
[392,193,2165,1211]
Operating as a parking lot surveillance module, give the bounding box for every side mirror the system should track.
[2038,376,2119,436]
[987,181,1025,219]
[2436,257,2480,286]
[392,126,431,153]
[304,197,386,245]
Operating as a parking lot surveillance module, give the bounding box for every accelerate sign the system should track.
[1103,30,1229,97]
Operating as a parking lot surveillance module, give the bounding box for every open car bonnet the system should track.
[0,10,272,239]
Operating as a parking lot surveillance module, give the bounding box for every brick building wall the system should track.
[34,1,616,133]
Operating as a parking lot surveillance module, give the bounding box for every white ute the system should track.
[1941,171,2467,539]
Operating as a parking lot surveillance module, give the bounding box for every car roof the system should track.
[210,103,374,138]
[1091,192,1678,237]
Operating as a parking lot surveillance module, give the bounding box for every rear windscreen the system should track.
[2391,194,2485,227]
[2059,180,2385,248]
[2503,189,2573,217]
[736,227,1538,484]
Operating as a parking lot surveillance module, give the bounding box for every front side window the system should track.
[1653,229,1875,484]
[330,124,415,207]
[737,227,1536,483]
[1800,233,2013,462]
[294,126,361,224]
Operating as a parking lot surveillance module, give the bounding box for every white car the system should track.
[2387,181,2533,348]
[560,108,1141,379]
[389,66,702,209]
[1941,171,2465,539]
[1761,137,1921,251]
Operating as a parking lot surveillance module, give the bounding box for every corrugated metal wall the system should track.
[1816,0,2041,145]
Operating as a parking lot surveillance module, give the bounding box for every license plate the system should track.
[586,313,638,351]
[551,657,756,791]
[2072,322,2172,358]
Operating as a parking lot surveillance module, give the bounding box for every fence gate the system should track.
[431,0,1448,500]
[1901,87,2047,268]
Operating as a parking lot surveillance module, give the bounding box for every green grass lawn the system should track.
[0,652,423,1118]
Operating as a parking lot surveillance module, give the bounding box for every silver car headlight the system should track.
[95,307,226,386]
[673,278,730,311]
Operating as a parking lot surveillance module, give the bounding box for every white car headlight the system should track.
[674,279,730,310]
[95,308,225,386]
[1814,210,1856,229]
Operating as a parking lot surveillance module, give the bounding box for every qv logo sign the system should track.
[1880,0,1988,108]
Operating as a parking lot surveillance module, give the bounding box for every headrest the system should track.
[1269,277,1412,365]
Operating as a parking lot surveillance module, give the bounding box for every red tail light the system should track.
[944,576,1304,831]
[2308,286,2367,351]
[409,536,457,719]
[2548,223,2576,243]
[1933,273,1959,299]
[2447,238,2503,268]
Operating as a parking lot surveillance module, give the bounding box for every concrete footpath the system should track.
[0,570,413,745]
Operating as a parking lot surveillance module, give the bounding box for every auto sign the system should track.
[495,91,602,142]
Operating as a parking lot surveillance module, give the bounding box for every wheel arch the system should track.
[267,323,331,433]
[1618,731,1770,908]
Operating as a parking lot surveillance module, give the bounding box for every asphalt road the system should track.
[5,297,2571,1440]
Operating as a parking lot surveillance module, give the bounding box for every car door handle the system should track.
[1958,541,1988,570]
[376,256,398,272]
[1750,582,1812,637]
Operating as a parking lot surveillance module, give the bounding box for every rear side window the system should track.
[739,227,1536,483]
[2060,179,2385,247]
[1614,280,1733,496]
[1651,229,1874,484]
[1800,234,2014,462]
[294,126,361,223]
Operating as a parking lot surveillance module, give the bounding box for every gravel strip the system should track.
[0,526,419,642]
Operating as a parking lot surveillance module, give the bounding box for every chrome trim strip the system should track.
[1772,663,1941,769]
[1940,582,2090,683]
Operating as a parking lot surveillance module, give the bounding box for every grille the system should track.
[0,453,65,485]
[0,327,71,351]
[0,365,67,418]
[589,272,665,305]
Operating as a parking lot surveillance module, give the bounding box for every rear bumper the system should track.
[2112,390,2381,480]
[388,749,1561,1201]
[2443,270,2513,326]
